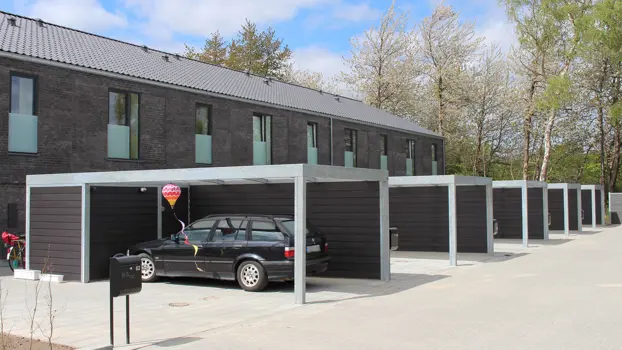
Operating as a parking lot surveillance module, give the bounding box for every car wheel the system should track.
[237,261,268,292]
[139,253,157,282]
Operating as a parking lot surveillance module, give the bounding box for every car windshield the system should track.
[278,219,317,235]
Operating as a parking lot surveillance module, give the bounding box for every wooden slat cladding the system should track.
[582,189,593,225]
[492,188,522,239]
[610,193,622,225]
[548,189,565,230]
[596,190,603,224]
[527,188,545,239]
[29,186,82,281]
[90,187,158,280]
[389,186,487,253]
[568,189,579,230]
[190,182,381,279]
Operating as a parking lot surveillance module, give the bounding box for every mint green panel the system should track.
[432,160,438,175]
[253,141,267,165]
[107,124,130,159]
[344,151,354,168]
[8,113,37,153]
[406,158,414,176]
[195,134,212,164]
[265,116,272,164]
[380,155,388,170]
[308,147,318,165]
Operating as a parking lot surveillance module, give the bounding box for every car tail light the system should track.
[284,247,294,258]
[324,242,328,252]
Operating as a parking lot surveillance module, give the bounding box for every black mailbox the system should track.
[390,227,399,251]
[110,255,142,298]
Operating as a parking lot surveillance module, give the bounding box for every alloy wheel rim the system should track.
[241,265,259,287]
[141,258,155,279]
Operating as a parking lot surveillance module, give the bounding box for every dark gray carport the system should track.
[548,183,582,235]
[388,176,494,266]
[492,181,549,247]
[24,164,390,305]
[581,185,605,228]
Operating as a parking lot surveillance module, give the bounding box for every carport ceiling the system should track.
[388,175,493,266]
[26,164,390,305]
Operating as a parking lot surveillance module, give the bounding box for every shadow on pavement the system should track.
[496,238,573,246]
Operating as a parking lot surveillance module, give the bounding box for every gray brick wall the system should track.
[0,56,444,231]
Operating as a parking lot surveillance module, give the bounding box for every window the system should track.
[431,143,438,175]
[8,73,38,153]
[195,104,212,164]
[406,139,416,176]
[344,128,357,167]
[108,90,139,159]
[278,219,311,235]
[183,219,216,242]
[7,203,18,229]
[253,113,272,165]
[251,220,285,241]
[187,219,216,230]
[10,74,36,115]
[212,218,247,242]
[380,134,388,170]
[307,122,318,164]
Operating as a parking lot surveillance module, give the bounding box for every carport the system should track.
[548,183,582,235]
[581,185,605,228]
[24,164,390,305]
[492,181,549,247]
[388,176,494,266]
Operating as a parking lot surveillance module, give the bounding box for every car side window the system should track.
[183,219,216,242]
[211,218,246,242]
[250,220,284,242]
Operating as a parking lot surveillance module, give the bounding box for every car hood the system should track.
[130,238,169,251]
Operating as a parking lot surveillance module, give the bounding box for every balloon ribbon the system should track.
[173,211,204,272]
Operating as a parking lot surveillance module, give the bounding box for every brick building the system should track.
[0,11,444,232]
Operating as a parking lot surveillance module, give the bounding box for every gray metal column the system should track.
[448,181,458,266]
[577,188,582,232]
[485,183,494,254]
[25,185,31,270]
[81,184,91,283]
[601,187,606,225]
[294,176,307,305]
[157,185,163,239]
[521,181,529,247]
[379,180,390,281]
[542,186,549,240]
[563,185,570,236]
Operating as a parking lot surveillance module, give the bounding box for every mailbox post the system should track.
[109,254,142,346]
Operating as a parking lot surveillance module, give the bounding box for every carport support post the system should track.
[542,187,549,240]
[563,185,570,236]
[157,185,163,239]
[521,181,529,248]
[379,180,390,281]
[591,188,597,229]
[601,188,606,225]
[485,183,494,255]
[294,176,307,305]
[577,189,582,232]
[25,185,31,270]
[448,180,457,266]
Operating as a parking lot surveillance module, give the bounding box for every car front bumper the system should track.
[262,256,331,281]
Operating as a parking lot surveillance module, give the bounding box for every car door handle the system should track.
[233,244,244,248]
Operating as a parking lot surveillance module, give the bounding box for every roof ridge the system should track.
[0,10,365,103]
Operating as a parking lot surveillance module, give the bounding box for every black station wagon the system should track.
[127,214,331,291]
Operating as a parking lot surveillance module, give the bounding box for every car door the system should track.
[247,218,287,263]
[204,217,248,280]
[161,218,216,278]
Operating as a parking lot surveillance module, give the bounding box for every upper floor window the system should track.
[195,103,213,164]
[431,143,438,175]
[253,113,272,165]
[380,134,388,170]
[10,74,36,115]
[307,122,318,164]
[8,73,38,153]
[108,90,139,159]
[344,128,357,167]
[406,139,416,175]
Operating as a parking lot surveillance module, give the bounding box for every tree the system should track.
[183,31,227,65]
[281,65,340,93]
[341,0,416,114]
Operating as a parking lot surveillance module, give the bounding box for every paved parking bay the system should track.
[0,227,612,349]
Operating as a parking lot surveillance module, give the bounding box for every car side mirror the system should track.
[170,234,179,243]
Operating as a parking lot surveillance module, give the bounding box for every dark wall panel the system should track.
[389,186,488,253]
[527,188,545,239]
[89,187,158,280]
[548,189,565,230]
[190,182,381,279]
[582,189,593,225]
[568,189,578,230]
[493,188,522,239]
[596,190,603,224]
[30,187,82,281]
[611,193,622,225]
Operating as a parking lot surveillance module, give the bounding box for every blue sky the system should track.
[1,0,515,81]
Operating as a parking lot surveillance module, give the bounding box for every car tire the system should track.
[237,260,268,292]
[138,253,158,283]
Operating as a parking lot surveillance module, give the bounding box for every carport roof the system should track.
[548,183,581,190]
[492,180,547,188]
[26,164,388,187]
[388,175,491,187]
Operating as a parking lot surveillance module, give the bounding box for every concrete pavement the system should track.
[133,227,622,350]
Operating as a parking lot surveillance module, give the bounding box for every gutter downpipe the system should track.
[330,118,334,165]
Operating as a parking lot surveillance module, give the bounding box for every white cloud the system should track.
[123,0,331,39]
[477,18,517,53]
[13,0,127,32]
[333,2,380,22]
[291,45,357,97]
